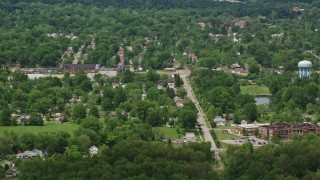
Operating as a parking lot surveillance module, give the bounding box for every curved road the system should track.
[178,68,223,169]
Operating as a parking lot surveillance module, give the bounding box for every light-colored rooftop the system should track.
[298,60,312,68]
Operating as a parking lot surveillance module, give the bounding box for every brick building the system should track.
[259,122,320,140]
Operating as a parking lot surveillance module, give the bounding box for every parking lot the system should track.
[221,136,268,147]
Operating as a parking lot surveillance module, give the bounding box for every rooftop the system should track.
[298,60,312,68]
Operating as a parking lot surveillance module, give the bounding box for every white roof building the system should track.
[17,149,44,159]
[184,132,197,142]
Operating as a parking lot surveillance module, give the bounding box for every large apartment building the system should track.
[259,122,320,140]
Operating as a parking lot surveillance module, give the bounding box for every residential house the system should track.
[213,116,226,126]
[17,149,44,159]
[230,63,241,69]
[184,132,197,142]
[231,19,247,28]
[231,18,255,28]
[230,63,245,74]
[271,33,284,38]
[47,33,60,39]
[11,113,20,120]
[173,59,180,68]
[99,111,106,118]
[65,33,78,40]
[157,81,165,89]
[198,22,206,29]
[168,82,175,89]
[109,111,117,117]
[116,65,125,72]
[117,47,125,66]
[5,166,19,178]
[112,83,120,89]
[292,7,305,13]
[51,112,64,124]
[175,97,184,107]
[188,53,198,63]
[18,114,30,125]
[118,47,124,57]
[226,114,234,121]
[141,93,147,100]
[208,33,225,38]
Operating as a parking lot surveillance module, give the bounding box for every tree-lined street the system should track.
[179,68,223,169]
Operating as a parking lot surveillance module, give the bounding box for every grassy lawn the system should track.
[154,126,184,139]
[214,129,240,140]
[216,125,236,129]
[154,126,204,141]
[0,121,79,135]
[241,85,271,95]
[220,142,230,149]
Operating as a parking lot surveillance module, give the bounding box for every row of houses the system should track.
[235,121,320,140]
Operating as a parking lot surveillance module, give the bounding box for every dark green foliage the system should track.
[72,103,86,123]
[81,116,101,132]
[88,106,99,118]
[193,70,258,121]
[174,74,184,87]
[0,108,11,126]
[28,113,44,126]
[178,109,197,129]
[225,135,320,179]
[17,139,216,179]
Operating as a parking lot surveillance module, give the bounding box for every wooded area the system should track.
[1,0,320,179]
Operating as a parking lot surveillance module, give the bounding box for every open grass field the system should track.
[0,121,79,135]
[154,126,204,141]
[240,85,271,95]
[154,126,184,138]
[214,129,240,140]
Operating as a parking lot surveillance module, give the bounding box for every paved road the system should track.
[178,68,223,169]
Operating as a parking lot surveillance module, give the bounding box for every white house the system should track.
[213,116,226,126]
[17,149,44,159]
[184,132,197,142]
[168,83,175,89]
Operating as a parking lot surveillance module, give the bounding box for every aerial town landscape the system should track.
[1,0,320,179]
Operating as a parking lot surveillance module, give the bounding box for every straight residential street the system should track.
[178,68,223,169]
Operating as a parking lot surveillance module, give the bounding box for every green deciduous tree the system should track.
[178,109,197,130]
[72,103,87,123]
[0,108,11,126]
[28,113,44,126]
